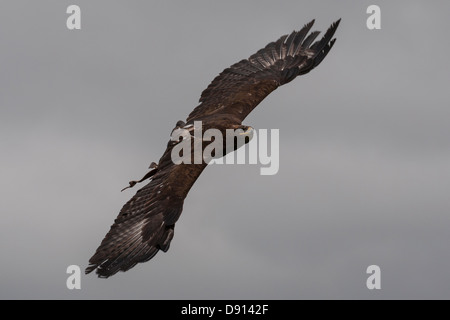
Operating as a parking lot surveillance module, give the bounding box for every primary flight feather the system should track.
[86,19,341,278]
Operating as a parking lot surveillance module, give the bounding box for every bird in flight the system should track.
[86,19,341,277]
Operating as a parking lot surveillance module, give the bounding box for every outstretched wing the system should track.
[87,20,340,278]
[86,143,207,278]
[187,19,340,123]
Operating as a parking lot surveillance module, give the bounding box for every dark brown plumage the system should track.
[86,19,340,277]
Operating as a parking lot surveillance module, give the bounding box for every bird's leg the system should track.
[121,162,159,192]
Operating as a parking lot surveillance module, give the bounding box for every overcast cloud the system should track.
[1,0,450,299]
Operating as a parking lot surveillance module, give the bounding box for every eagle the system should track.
[86,19,341,277]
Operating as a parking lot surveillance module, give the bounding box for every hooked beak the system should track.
[239,126,254,136]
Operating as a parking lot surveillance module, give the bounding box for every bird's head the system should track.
[225,124,254,153]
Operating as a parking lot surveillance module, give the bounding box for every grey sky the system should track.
[1,1,450,299]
